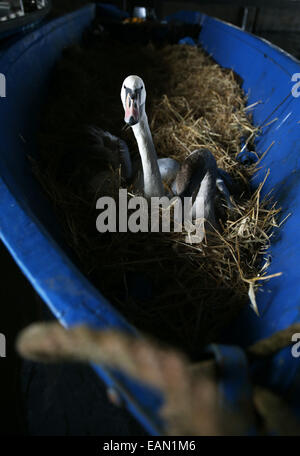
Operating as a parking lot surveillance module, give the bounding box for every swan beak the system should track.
[124,93,140,126]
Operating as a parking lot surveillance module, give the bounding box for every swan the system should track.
[121,75,165,198]
[120,75,234,225]
[90,75,235,238]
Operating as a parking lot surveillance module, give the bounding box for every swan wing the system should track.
[87,126,132,180]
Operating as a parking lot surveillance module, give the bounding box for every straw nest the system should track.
[33,39,282,356]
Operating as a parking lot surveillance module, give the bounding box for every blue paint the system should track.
[0,3,300,434]
[205,344,257,434]
[178,36,196,46]
[236,150,258,165]
[236,138,258,165]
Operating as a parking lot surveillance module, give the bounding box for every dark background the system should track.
[1,0,300,436]
[50,0,300,58]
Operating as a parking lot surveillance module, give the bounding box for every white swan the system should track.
[121,75,234,224]
[121,75,165,198]
[90,75,234,237]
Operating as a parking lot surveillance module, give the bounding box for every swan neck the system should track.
[132,114,164,197]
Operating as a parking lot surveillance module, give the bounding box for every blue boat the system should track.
[1,2,300,435]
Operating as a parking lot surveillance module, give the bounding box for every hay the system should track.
[34,38,282,356]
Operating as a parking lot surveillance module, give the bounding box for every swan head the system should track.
[121,75,146,126]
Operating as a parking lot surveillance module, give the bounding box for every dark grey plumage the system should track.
[174,149,218,240]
